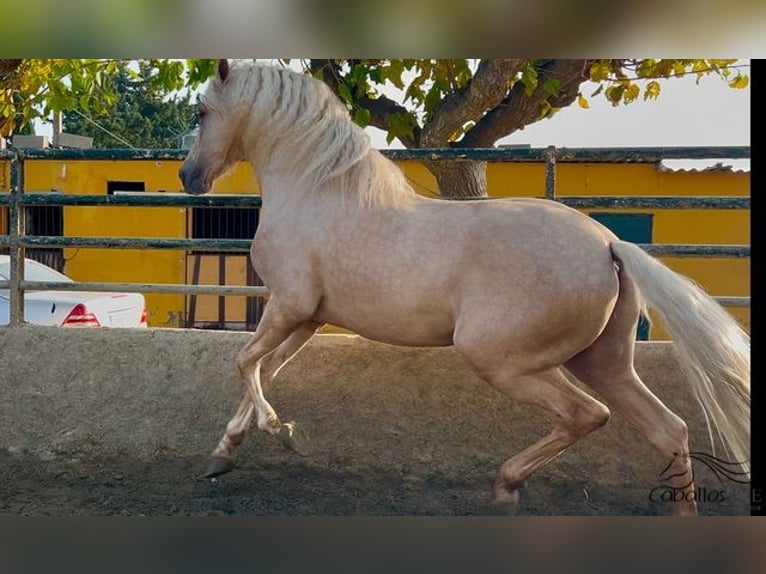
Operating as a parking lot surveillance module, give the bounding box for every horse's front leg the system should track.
[248,320,321,454]
[204,304,318,478]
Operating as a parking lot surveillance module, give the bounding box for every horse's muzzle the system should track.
[179,164,210,195]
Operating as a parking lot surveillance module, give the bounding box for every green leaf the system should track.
[589,61,612,82]
[643,80,661,100]
[383,60,405,89]
[623,83,640,104]
[187,59,216,86]
[605,84,626,105]
[538,100,552,119]
[424,85,442,114]
[353,107,371,127]
[729,74,749,89]
[520,65,539,96]
[542,78,561,96]
[387,111,417,143]
[405,83,425,105]
[337,82,353,104]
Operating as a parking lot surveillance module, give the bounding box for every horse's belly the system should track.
[313,297,456,347]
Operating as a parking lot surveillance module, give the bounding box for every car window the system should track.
[0,260,74,283]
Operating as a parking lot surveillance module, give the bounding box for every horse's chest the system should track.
[249,231,284,279]
[249,229,312,285]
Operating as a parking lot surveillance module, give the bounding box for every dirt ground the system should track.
[0,441,750,516]
[0,328,751,516]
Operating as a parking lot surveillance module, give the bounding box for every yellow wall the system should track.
[10,157,750,339]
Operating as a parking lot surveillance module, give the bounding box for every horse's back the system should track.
[425,196,619,293]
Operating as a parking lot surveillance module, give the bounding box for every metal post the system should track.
[545,145,557,200]
[218,254,226,329]
[8,149,26,326]
[52,111,63,147]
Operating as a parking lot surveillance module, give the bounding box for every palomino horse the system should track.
[180,60,750,516]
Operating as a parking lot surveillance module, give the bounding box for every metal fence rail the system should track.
[0,146,751,328]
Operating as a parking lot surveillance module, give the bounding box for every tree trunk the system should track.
[424,159,487,199]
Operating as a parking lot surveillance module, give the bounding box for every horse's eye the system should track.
[197,108,208,122]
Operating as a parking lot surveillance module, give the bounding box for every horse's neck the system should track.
[257,170,400,233]
[258,171,344,219]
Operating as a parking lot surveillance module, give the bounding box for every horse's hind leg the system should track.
[565,273,697,515]
[205,316,320,477]
[457,356,611,509]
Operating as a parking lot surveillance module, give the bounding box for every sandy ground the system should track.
[0,440,750,516]
[0,328,751,516]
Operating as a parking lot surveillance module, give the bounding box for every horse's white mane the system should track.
[203,62,415,210]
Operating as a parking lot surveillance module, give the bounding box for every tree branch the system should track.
[0,59,23,81]
[354,94,421,148]
[461,59,594,147]
[309,59,342,92]
[309,59,421,148]
[420,59,527,147]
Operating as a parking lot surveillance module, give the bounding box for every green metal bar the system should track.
[0,193,748,210]
[1,280,269,297]
[714,297,750,307]
[217,255,226,329]
[638,244,749,258]
[384,146,750,163]
[545,146,556,200]
[0,280,746,307]
[557,196,750,209]
[7,236,252,251]
[1,145,749,163]
[0,148,190,161]
[0,192,263,207]
[0,234,749,258]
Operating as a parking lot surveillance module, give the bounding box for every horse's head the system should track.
[180,59,247,195]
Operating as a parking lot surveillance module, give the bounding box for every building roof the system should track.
[656,160,750,174]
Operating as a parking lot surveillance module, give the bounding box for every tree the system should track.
[295,59,749,197]
[0,59,215,140]
[2,59,748,196]
[62,61,199,149]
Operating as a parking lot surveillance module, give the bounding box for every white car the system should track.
[0,255,147,328]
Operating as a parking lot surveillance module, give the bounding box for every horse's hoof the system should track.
[204,456,236,478]
[277,422,312,456]
[488,486,520,514]
[492,488,520,505]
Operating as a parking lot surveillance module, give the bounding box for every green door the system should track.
[589,212,653,340]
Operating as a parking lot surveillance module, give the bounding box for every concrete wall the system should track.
[0,326,740,491]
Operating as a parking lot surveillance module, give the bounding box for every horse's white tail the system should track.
[610,240,750,477]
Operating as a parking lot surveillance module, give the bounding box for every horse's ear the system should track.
[217,59,230,83]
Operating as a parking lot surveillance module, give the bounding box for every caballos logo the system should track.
[648,451,750,504]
